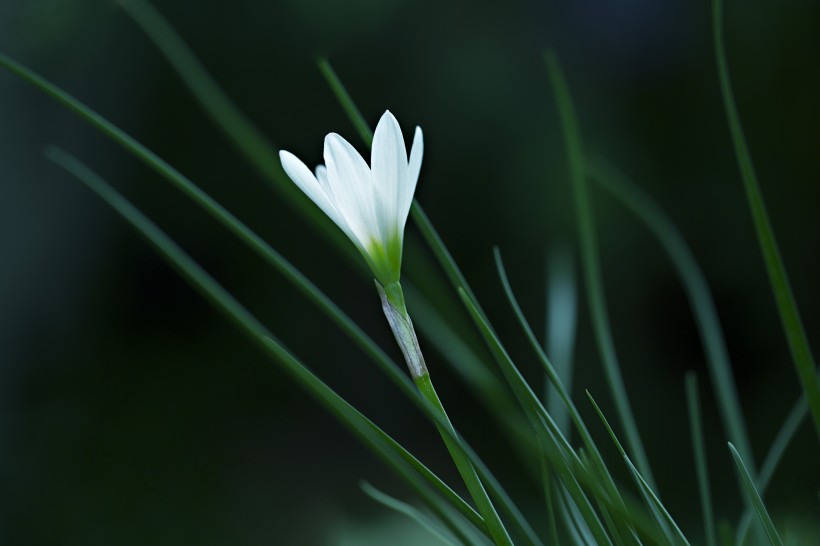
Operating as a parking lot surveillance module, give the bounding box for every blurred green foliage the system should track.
[1,0,818,544]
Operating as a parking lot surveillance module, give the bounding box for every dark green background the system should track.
[1,0,818,544]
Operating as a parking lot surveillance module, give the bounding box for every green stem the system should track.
[415,373,514,546]
[379,282,514,546]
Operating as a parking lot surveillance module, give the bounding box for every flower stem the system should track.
[378,281,514,546]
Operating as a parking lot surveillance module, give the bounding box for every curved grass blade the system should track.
[557,485,597,546]
[586,156,756,475]
[0,51,511,534]
[405,283,539,479]
[727,444,783,546]
[586,157,808,544]
[541,464,560,546]
[116,2,489,326]
[457,288,616,546]
[320,67,531,472]
[587,393,690,546]
[1,52,533,546]
[68,10,518,531]
[311,59,539,546]
[117,0,279,176]
[713,0,820,439]
[116,0,349,252]
[414,376,516,546]
[460,278,669,544]
[361,482,464,546]
[494,249,613,483]
[543,50,655,490]
[404,284,524,425]
[45,146,486,543]
[493,248,640,545]
[576,449,632,546]
[118,2,498,412]
[317,59,374,148]
[736,395,808,545]
[685,373,717,546]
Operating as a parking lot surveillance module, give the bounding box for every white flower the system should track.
[279,110,423,285]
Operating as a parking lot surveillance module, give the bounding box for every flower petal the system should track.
[323,133,378,250]
[400,126,423,230]
[371,110,408,240]
[315,164,330,190]
[279,150,348,236]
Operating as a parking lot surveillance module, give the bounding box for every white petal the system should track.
[279,150,349,236]
[371,110,408,239]
[400,126,423,229]
[315,164,330,190]
[323,133,379,250]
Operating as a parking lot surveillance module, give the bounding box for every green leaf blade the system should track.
[713,0,820,440]
[543,50,656,491]
[728,443,783,546]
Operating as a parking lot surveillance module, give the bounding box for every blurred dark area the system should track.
[1,0,819,544]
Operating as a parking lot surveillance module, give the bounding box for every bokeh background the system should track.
[1,0,819,544]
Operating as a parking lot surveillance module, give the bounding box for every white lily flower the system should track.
[279,110,423,286]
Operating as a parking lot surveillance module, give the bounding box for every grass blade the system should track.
[493,250,628,509]
[541,464,560,546]
[0,53,524,536]
[313,60,543,546]
[756,395,808,492]
[460,272,666,543]
[404,283,520,422]
[0,54,496,524]
[4,50,531,545]
[544,246,578,438]
[45,146,488,542]
[727,444,783,546]
[557,485,597,546]
[586,156,756,475]
[116,0,345,248]
[317,59,374,148]
[457,288,615,546]
[587,393,690,546]
[713,0,820,439]
[543,50,656,491]
[404,283,538,477]
[361,482,465,546]
[685,373,717,546]
[736,395,808,545]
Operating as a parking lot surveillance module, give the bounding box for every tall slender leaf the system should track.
[543,49,656,491]
[457,288,616,546]
[360,482,464,546]
[685,373,717,546]
[0,48,542,546]
[0,52,484,517]
[587,393,690,546]
[736,395,808,545]
[728,444,783,546]
[493,250,627,509]
[45,146,485,543]
[713,0,820,439]
[586,156,756,474]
